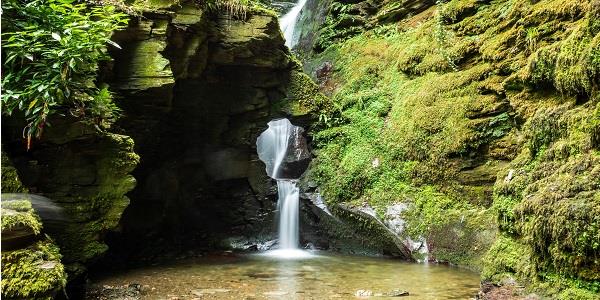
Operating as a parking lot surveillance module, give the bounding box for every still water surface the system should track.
[91,251,480,299]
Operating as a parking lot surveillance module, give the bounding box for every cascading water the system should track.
[257,119,312,258]
[279,0,308,48]
[276,181,299,249]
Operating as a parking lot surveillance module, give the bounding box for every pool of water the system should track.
[89,251,480,299]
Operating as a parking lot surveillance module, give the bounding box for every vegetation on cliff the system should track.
[1,0,139,283]
[1,0,128,148]
[307,0,599,297]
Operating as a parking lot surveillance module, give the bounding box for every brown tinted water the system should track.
[90,251,480,299]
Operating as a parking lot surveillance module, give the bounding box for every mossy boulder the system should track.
[1,199,67,299]
[1,239,67,300]
[1,151,28,193]
[1,199,42,250]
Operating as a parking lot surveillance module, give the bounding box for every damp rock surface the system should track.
[256,118,311,180]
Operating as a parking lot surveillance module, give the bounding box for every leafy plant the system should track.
[1,0,128,149]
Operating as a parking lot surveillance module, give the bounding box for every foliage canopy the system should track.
[1,0,128,148]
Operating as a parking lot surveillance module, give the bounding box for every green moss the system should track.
[1,200,42,234]
[1,151,28,193]
[440,0,481,23]
[308,27,502,269]
[482,234,535,283]
[1,239,67,299]
[554,22,598,95]
[557,288,600,300]
[307,0,600,296]
[282,71,332,117]
[488,100,600,295]
[527,44,559,86]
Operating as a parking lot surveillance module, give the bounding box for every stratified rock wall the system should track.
[105,3,326,257]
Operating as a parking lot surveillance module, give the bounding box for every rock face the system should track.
[308,0,436,52]
[300,0,600,296]
[290,0,331,55]
[1,117,139,274]
[102,3,326,258]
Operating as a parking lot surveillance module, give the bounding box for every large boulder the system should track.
[256,118,311,180]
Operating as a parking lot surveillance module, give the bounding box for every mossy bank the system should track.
[299,0,600,298]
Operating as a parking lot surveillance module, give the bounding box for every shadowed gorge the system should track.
[1,0,598,299]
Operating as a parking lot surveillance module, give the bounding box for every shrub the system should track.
[1,0,128,149]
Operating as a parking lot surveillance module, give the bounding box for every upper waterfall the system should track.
[279,0,308,48]
[256,119,310,180]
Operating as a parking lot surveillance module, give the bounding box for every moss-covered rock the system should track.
[302,0,600,296]
[1,151,28,193]
[491,100,600,287]
[1,200,42,237]
[1,239,67,300]
[1,197,67,299]
[1,116,139,272]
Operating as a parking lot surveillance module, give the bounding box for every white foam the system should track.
[260,249,316,259]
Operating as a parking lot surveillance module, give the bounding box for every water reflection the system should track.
[90,252,481,299]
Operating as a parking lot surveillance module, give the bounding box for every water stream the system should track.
[279,0,308,48]
[257,119,307,258]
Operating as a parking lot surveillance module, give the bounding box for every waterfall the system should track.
[257,119,311,258]
[276,180,299,249]
[279,0,308,48]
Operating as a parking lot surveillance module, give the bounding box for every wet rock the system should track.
[256,119,311,179]
[333,203,413,258]
[85,283,142,300]
[388,289,409,297]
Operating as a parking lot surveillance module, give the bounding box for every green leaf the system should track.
[28,99,38,110]
[106,39,122,49]
[2,0,128,142]
[51,32,62,41]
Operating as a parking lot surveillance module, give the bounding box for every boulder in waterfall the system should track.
[256,118,311,179]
